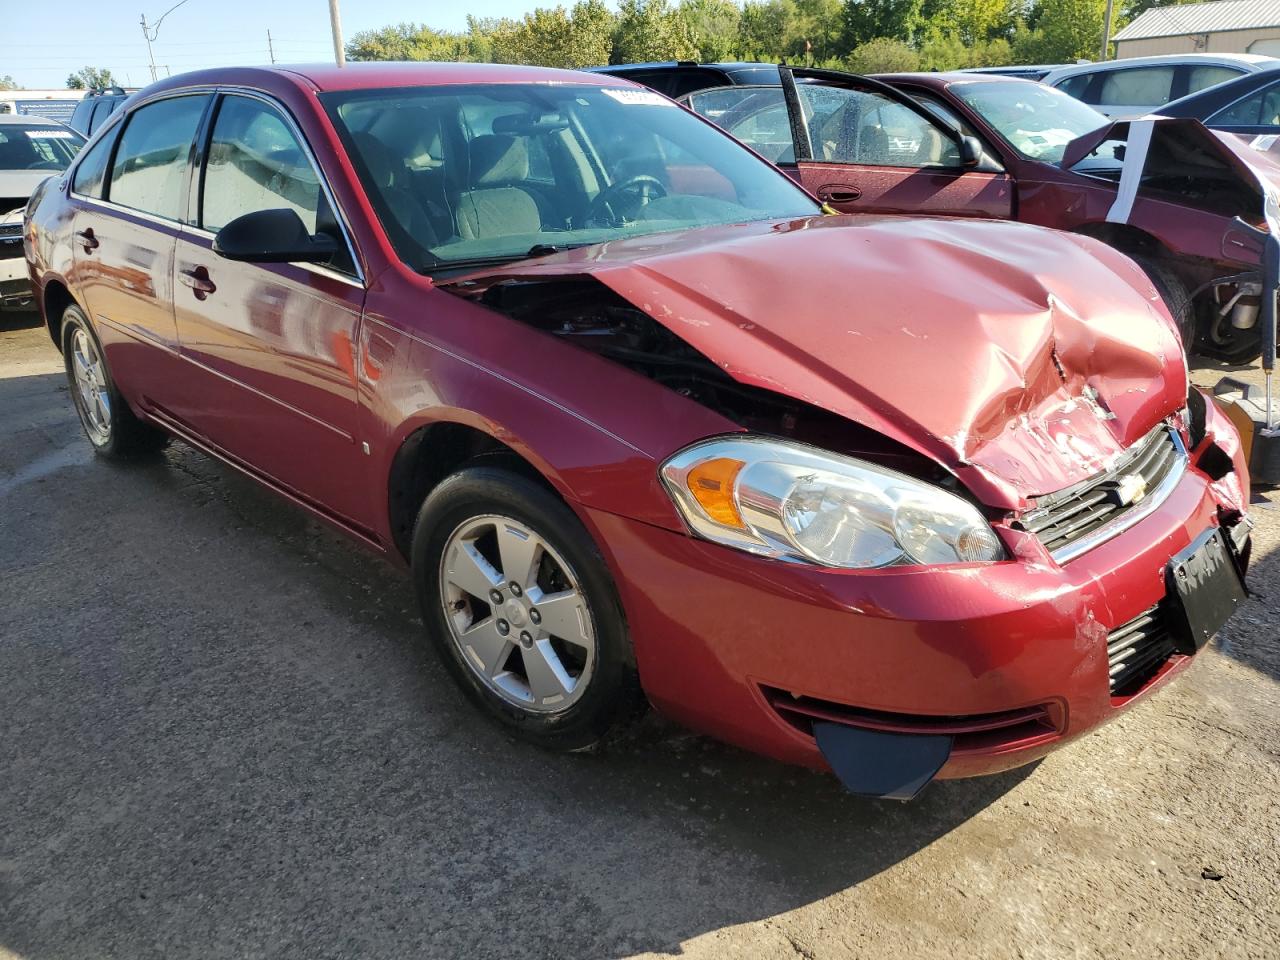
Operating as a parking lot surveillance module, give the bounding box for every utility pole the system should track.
[267,28,276,64]
[1100,0,1115,62]
[140,2,193,83]
[140,14,158,82]
[328,0,345,67]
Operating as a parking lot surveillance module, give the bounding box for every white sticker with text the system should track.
[600,88,673,107]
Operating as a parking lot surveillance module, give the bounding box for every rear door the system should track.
[170,91,371,528]
[686,68,1013,218]
[69,93,210,407]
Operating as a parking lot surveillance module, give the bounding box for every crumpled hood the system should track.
[448,215,1186,509]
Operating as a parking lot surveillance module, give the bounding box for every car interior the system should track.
[324,85,815,270]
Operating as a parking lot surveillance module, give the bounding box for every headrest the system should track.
[351,131,399,190]
[492,111,568,135]
[468,134,529,185]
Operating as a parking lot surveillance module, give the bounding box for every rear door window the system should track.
[107,95,209,220]
[1098,67,1175,108]
[685,86,796,163]
[1186,65,1245,95]
[1056,74,1093,101]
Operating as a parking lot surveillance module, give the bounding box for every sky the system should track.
[2,0,573,90]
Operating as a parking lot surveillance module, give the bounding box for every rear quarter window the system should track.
[71,129,116,198]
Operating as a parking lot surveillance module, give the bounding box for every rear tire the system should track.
[411,465,644,752]
[61,304,168,459]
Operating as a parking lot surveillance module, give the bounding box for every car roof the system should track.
[586,61,775,72]
[876,71,1037,86]
[1043,52,1275,80]
[144,62,636,97]
[0,113,66,126]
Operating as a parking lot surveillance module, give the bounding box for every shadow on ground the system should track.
[0,309,43,333]
[0,412,1037,960]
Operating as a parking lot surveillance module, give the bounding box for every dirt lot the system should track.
[1,312,1277,960]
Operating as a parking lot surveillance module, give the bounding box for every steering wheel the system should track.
[584,174,667,225]
[26,161,62,171]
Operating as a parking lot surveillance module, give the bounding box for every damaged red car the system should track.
[682,67,1280,363]
[24,63,1253,799]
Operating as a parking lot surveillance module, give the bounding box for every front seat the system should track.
[350,132,438,250]
[454,135,542,240]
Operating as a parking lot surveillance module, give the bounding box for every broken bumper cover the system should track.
[583,406,1248,797]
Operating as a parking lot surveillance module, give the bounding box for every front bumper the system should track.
[583,401,1249,788]
[0,256,34,311]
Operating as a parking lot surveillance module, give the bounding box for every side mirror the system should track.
[213,207,337,264]
[960,136,984,167]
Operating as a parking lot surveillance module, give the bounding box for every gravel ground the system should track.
[1,313,1277,960]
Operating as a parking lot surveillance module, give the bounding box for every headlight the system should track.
[660,437,1004,568]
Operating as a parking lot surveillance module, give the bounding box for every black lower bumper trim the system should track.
[813,722,953,801]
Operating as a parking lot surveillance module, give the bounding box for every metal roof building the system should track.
[1112,0,1280,59]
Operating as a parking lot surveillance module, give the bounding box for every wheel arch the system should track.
[385,414,569,562]
[41,276,77,352]
[1070,221,1173,263]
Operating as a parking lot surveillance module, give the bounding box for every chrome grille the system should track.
[0,222,22,261]
[1108,601,1178,697]
[1017,426,1186,563]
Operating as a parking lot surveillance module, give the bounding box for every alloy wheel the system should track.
[438,514,597,713]
[70,327,112,445]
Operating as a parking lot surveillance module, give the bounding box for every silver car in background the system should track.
[1041,52,1275,117]
[0,114,84,312]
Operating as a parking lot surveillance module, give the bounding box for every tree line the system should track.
[345,0,1198,75]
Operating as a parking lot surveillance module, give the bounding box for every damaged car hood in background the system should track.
[443,216,1187,510]
[1062,115,1280,234]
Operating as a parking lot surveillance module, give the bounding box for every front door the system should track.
[685,68,1013,218]
[169,92,371,529]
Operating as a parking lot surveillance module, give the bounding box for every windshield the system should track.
[950,80,1107,164]
[0,123,84,172]
[322,83,818,271]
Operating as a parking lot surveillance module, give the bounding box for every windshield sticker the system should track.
[24,129,76,139]
[601,88,673,107]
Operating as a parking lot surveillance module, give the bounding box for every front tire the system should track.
[1133,255,1194,351]
[61,304,168,458]
[411,465,643,752]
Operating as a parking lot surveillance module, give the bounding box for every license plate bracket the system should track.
[1166,528,1246,654]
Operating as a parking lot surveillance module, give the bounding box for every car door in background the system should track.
[687,69,1013,218]
[69,94,209,406]
[170,92,371,529]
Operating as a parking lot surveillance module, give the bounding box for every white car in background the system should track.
[0,114,84,312]
[1041,52,1276,117]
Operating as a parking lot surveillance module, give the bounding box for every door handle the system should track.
[75,228,99,253]
[818,185,863,204]
[179,265,216,300]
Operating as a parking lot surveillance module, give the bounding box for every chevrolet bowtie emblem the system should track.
[1115,473,1148,506]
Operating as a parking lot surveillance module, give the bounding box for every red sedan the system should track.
[23,63,1252,799]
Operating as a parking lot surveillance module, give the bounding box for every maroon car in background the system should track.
[680,67,1280,364]
[23,63,1252,800]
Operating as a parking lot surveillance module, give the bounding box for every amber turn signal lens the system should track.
[687,457,746,529]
